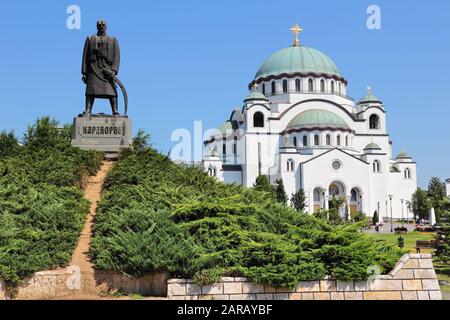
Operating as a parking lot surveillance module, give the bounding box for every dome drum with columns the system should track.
[203,25,417,220]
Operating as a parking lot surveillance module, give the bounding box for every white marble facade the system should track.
[203,28,417,219]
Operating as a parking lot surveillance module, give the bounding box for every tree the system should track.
[274,179,287,205]
[0,130,20,158]
[291,189,306,212]
[253,175,273,193]
[411,188,430,220]
[132,129,151,152]
[328,209,343,225]
[428,177,446,206]
[329,197,345,212]
[372,210,379,225]
[23,117,65,150]
[428,177,447,221]
[436,206,450,263]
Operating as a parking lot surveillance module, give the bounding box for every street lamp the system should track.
[389,195,393,233]
[400,199,404,228]
[385,200,388,226]
[405,200,411,224]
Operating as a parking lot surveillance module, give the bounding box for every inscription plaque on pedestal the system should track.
[71,115,132,153]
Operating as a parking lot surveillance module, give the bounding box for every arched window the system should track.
[271,81,276,95]
[208,167,217,177]
[313,188,322,202]
[287,159,295,172]
[337,135,341,146]
[351,189,358,202]
[253,112,264,128]
[314,135,319,146]
[345,136,349,147]
[303,135,308,147]
[331,81,335,93]
[282,80,288,93]
[295,79,301,92]
[373,160,381,173]
[339,83,342,95]
[233,137,237,155]
[320,80,325,93]
[326,134,331,146]
[308,79,314,92]
[404,168,411,179]
[262,83,266,95]
[369,114,380,130]
[293,137,297,147]
[222,142,226,155]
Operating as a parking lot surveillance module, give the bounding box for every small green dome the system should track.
[396,150,411,159]
[244,90,268,102]
[364,142,381,150]
[358,87,381,104]
[287,109,350,131]
[255,46,341,80]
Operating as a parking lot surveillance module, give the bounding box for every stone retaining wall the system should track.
[0,268,167,300]
[167,254,443,300]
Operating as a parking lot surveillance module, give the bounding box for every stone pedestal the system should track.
[71,114,132,153]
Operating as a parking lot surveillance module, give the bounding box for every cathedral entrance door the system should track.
[328,181,346,218]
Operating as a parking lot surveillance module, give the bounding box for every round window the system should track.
[332,160,341,170]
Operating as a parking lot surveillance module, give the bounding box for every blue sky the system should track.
[0,0,449,188]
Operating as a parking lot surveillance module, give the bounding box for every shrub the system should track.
[353,211,367,223]
[372,210,379,225]
[253,175,273,194]
[91,142,404,289]
[0,118,103,287]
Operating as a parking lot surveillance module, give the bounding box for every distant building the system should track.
[446,179,450,197]
[203,25,417,219]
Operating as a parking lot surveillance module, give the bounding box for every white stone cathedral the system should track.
[203,25,417,219]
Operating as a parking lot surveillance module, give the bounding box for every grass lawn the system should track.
[367,232,434,253]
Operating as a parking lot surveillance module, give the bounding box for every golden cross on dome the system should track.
[290,23,303,46]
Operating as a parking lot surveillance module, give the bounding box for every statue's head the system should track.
[97,20,108,33]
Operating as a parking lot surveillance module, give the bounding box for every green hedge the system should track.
[0,117,103,287]
[91,146,404,289]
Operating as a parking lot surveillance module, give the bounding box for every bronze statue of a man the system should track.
[82,20,120,115]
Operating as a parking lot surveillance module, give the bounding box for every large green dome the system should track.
[255,46,341,80]
[287,109,350,131]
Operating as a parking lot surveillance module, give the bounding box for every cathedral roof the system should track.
[254,46,341,81]
[286,109,350,131]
